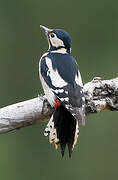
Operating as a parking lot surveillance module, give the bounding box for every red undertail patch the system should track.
[54,99,61,110]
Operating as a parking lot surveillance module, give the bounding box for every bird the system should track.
[39,25,85,157]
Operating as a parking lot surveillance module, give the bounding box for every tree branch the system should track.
[0,77,118,135]
[84,77,118,113]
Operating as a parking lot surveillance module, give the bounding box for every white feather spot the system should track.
[45,57,67,88]
[47,70,50,76]
[65,104,70,109]
[59,89,64,93]
[54,89,64,94]
[65,90,68,94]
[69,108,73,111]
[82,97,85,101]
[82,104,85,108]
[60,98,65,102]
[75,71,83,87]
[64,97,69,102]
[54,89,59,94]
[60,97,69,102]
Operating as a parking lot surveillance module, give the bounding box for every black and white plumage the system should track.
[39,25,85,157]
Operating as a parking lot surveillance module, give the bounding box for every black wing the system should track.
[40,52,85,124]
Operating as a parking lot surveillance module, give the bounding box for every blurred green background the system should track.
[0,0,118,179]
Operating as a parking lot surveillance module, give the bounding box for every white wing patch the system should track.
[45,57,67,88]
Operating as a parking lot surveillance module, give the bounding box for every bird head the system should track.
[40,25,72,53]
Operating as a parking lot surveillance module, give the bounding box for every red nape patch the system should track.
[54,99,61,110]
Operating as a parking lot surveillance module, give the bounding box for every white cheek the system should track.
[50,35,64,48]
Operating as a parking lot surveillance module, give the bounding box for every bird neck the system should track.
[48,45,71,54]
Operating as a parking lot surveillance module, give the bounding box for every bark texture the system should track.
[0,77,118,134]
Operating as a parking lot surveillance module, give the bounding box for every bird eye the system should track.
[51,33,55,38]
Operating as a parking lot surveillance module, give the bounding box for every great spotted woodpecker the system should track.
[39,25,85,157]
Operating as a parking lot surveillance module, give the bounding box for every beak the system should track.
[40,25,53,35]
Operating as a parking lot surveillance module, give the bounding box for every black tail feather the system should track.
[68,143,73,158]
[53,105,76,157]
[60,143,66,157]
